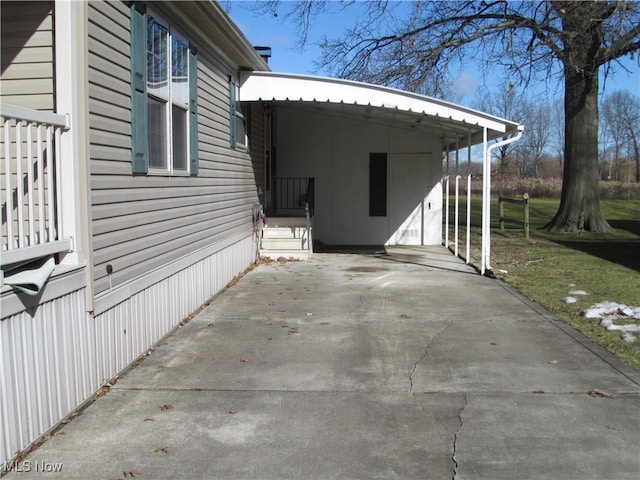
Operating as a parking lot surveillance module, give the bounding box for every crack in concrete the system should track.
[409,318,454,393]
[452,392,467,480]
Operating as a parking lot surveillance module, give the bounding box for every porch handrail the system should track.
[272,177,314,216]
[1,104,71,267]
[305,201,313,254]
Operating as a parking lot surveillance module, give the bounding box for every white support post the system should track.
[481,127,488,275]
[444,176,450,248]
[482,126,525,275]
[467,131,471,264]
[55,0,93,309]
[454,175,460,257]
[466,174,471,264]
[55,0,90,265]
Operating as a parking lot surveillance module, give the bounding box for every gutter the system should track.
[481,125,525,276]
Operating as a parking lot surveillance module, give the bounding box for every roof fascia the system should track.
[240,71,521,137]
[164,1,269,72]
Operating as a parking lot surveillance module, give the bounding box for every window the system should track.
[130,3,198,175]
[369,153,387,216]
[229,77,248,149]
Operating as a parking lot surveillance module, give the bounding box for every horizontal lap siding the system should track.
[0,1,54,111]
[88,2,259,295]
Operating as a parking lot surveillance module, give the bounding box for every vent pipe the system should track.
[254,46,272,64]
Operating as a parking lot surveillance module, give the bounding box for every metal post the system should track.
[466,174,471,264]
[454,175,460,257]
[444,176,450,248]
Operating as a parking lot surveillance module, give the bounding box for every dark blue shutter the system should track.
[229,77,237,148]
[189,43,198,175]
[130,2,148,174]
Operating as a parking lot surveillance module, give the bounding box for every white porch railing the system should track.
[1,104,71,267]
[443,174,473,265]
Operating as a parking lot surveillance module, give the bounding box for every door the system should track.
[387,153,434,245]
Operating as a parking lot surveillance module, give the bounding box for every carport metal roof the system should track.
[239,71,522,147]
[240,71,525,277]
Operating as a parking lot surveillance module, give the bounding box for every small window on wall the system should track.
[229,77,248,149]
[369,153,387,216]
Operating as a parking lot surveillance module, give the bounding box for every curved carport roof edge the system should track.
[239,71,523,147]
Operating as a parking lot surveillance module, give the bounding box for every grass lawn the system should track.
[447,196,640,370]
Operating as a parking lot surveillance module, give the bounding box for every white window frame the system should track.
[146,11,190,176]
[231,79,249,150]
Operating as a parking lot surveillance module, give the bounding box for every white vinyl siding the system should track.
[88,2,260,296]
[0,1,54,111]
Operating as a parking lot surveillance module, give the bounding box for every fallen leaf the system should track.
[228,410,239,415]
[154,447,169,454]
[159,404,172,411]
[240,358,249,363]
[588,389,616,399]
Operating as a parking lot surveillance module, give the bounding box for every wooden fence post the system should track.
[523,193,530,241]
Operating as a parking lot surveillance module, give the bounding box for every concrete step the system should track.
[265,217,306,228]
[260,237,306,250]
[260,249,311,261]
[262,227,307,239]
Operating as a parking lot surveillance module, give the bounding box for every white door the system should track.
[387,153,436,245]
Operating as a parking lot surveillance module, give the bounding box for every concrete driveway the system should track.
[5,247,640,479]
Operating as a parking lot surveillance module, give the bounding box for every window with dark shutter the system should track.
[129,3,198,175]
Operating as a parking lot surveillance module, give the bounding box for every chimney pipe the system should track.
[254,46,272,64]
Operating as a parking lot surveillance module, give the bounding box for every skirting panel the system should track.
[0,235,255,467]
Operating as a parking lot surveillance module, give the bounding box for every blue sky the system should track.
[226,1,640,105]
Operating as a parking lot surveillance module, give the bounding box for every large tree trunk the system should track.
[546,4,613,233]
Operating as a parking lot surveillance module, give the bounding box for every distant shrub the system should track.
[599,181,640,200]
[468,177,640,200]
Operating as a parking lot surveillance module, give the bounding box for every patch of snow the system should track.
[568,290,589,296]
[583,301,640,343]
[563,296,578,304]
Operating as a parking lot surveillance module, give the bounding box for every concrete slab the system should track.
[5,248,639,479]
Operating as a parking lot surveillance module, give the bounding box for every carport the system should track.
[240,71,523,273]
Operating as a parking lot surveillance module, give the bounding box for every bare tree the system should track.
[602,90,640,182]
[262,0,640,232]
[545,97,565,176]
[515,101,553,178]
[474,83,529,178]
